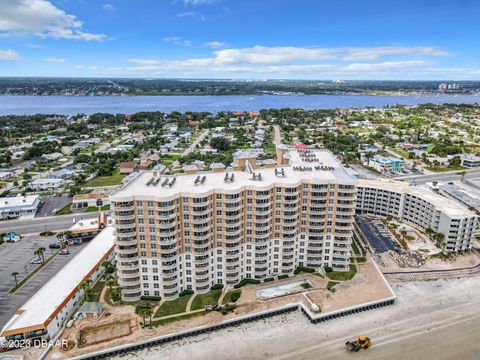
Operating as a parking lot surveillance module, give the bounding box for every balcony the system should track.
[118,277,140,286]
[192,233,210,241]
[113,214,135,221]
[158,221,176,229]
[157,213,176,221]
[118,270,139,278]
[192,216,211,225]
[116,238,137,247]
[116,246,138,255]
[191,209,211,216]
[115,222,136,230]
[157,204,176,212]
[115,205,134,212]
[115,231,136,238]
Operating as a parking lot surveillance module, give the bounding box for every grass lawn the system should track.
[90,280,106,302]
[85,172,126,187]
[55,203,72,215]
[154,294,192,318]
[222,290,242,305]
[326,264,357,281]
[351,240,361,255]
[190,289,222,310]
[150,311,205,327]
[425,165,466,172]
[160,154,180,161]
[327,281,338,292]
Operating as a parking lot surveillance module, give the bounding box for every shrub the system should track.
[324,265,333,273]
[301,282,312,289]
[179,289,194,297]
[277,274,289,280]
[264,277,274,282]
[327,281,338,292]
[140,295,161,301]
[211,283,224,290]
[234,278,261,289]
[230,291,241,303]
[294,266,315,275]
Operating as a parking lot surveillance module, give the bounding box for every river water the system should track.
[0,94,478,115]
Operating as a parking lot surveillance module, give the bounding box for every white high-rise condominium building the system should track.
[110,145,357,301]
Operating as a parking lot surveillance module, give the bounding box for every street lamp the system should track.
[24,265,28,276]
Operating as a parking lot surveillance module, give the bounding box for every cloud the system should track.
[102,3,116,12]
[0,0,106,41]
[177,11,206,21]
[0,48,21,60]
[44,57,65,63]
[162,36,192,46]
[204,41,226,48]
[182,0,220,5]
[125,45,451,79]
[75,64,85,69]
[27,43,43,48]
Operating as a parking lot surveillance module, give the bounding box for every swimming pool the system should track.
[256,279,312,300]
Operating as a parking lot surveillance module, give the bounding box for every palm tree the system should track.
[434,232,446,249]
[37,247,46,263]
[80,279,93,302]
[425,227,435,241]
[400,229,408,242]
[33,248,43,264]
[458,170,467,182]
[11,272,19,287]
[106,274,115,292]
[135,302,153,327]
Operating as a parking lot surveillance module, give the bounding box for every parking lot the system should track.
[35,195,72,217]
[356,215,404,254]
[0,235,86,329]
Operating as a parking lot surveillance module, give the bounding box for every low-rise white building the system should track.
[0,226,115,342]
[356,179,478,253]
[29,178,65,191]
[0,195,40,220]
[461,154,480,168]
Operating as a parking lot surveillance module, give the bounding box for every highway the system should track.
[0,212,101,235]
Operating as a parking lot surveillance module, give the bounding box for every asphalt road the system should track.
[0,238,86,329]
[397,168,480,184]
[0,212,100,235]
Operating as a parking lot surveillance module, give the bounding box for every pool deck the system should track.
[37,259,394,360]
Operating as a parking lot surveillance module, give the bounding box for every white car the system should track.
[30,258,42,264]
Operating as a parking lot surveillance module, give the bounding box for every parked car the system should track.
[30,258,42,264]
[59,249,70,255]
[49,243,61,249]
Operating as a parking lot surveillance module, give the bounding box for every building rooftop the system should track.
[0,195,39,209]
[358,179,477,218]
[0,226,115,338]
[111,148,355,201]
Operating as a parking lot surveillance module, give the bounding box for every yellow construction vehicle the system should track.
[345,336,371,352]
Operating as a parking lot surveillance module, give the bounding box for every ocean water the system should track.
[0,93,478,115]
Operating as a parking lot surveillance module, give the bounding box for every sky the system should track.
[0,0,479,80]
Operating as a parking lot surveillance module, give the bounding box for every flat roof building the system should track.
[111,146,357,301]
[356,179,479,252]
[0,195,40,220]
